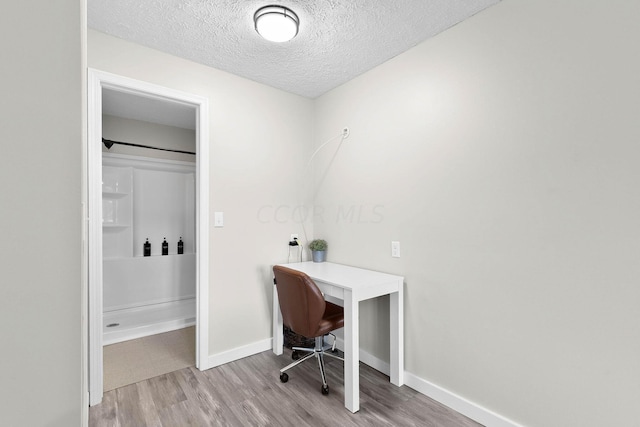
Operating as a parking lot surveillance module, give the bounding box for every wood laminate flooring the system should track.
[90,348,483,426]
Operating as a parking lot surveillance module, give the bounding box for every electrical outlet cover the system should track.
[391,241,400,258]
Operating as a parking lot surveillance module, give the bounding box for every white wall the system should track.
[102,114,196,162]
[89,29,314,354]
[102,155,197,311]
[0,1,85,426]
[313,1,640,426]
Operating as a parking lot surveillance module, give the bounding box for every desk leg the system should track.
[273,286,283,355]
[390,287,404,386]
[343,291,359,413]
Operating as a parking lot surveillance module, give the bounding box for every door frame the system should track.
[87,68,210,405]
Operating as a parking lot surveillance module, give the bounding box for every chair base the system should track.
[279,334,343,394]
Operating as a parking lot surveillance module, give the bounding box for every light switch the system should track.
[391,241,400,258]
[214,211,224,227]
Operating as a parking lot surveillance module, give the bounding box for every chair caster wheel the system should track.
[280,373,288,383]
[321,385,329,395]
[291,350,300,360]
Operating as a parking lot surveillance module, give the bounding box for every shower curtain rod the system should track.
[102,137,196,155]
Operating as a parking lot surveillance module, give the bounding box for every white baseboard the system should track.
[202,337,521,427]
[204,338,272,370]
[335,337,521,427]
[403,372,523,427]
[335,337,391,376]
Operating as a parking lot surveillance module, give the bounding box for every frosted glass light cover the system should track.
[255,6,299,43]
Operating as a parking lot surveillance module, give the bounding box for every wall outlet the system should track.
[391,241,400,258]
[290,234,298,241]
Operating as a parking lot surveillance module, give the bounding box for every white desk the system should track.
[273,261,404,413]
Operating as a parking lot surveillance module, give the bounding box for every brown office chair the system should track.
[273,265,344,395]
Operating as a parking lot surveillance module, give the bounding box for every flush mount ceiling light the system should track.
[254,5,299,43]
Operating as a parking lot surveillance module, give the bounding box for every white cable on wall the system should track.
[296,128,349,254]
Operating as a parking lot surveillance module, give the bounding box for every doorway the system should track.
[87,69,210,406]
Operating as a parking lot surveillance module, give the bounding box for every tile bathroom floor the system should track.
[103,326,195,392]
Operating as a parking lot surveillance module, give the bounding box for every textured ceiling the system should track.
[89,0,499,99]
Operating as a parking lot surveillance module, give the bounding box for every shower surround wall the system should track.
[102,153,196,344]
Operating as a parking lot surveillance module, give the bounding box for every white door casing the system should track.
[86,68,210,405]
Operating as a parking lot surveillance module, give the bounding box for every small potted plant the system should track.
[309,239,327,263]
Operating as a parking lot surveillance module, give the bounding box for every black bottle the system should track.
[177,237,184,255]
[162,238,168,255]
[143,238,151,257]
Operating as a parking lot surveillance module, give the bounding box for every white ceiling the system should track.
[102,89,197,130]
[89,0,500,100]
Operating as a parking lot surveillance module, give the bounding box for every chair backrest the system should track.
[273,265,326,338]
